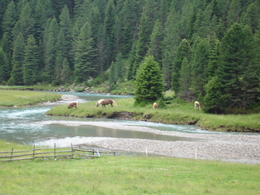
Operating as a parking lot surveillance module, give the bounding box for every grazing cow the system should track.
[153,102,158,110]
[194,101,201,111]
[68,102,78,109]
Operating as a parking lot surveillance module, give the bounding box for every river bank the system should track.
[42,94,260,164]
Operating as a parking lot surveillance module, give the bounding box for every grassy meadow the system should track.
[0,141,259,195]
[0,90,61,107]
[1,89,260,194]
[46,97,260,132]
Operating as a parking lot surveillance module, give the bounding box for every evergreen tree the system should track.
[132,0,158,77]
[178,57,191,100]
[104,0,115,64]
[10,33,24,85]
[109,61,116,84]
[190,37,210,99]
[147,19,164,66]
[204,76,227,113]
[74,22,96,83]
[43,32,56,82]
[162,4,181,89]
[217,23,259,111]
[114,52,124,82]
[134,55,164,106]
[119,0,142,59]
[2,0,17,56]
[60,57,71,84]
[23,35,39,85]
[97,24,107,73]
[171,39,191,94]
[34,0,54,43]
[0,47,9,83]
[59,5,73,68]
[13,2,34,40]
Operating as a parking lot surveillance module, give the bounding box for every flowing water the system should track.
[0,92,231,149]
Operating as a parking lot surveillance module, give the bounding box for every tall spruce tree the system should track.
[217,23,259,112]
[74,22,96,83]
[171,39,191,94]
[10,33,25,85]
[190,37,210,99]
[60,57,71,84]
[147,19,164,66]
[59,5,73,68]
[23,35,39,85]
[134,55,164,106]
[0,47,9,83]
[178,57,191,100]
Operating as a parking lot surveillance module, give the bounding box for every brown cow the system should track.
[68,102,78,109]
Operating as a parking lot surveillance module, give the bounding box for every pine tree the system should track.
[217,23,259,111]
[13,2,34,40]
[162,4,181,89]
[114,52,124,82]
[104,0,115,64]
[109,61,116,84]
[59,5,73,68]
[10,33,25,85]
[171,39,191,94]
[0,47,9,83]
[134,55,164,107]
[178,57,191,100]
[97,24,107,73]
[204,76,227,113]
[74,22,96,83]
[190,37,210,99]
[23,35,39,85]
[60,57,71,84]
[2,0,17,54]
[54,30,65,85]
[147,19,164,66]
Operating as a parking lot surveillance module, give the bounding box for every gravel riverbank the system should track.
[52,95,260,164]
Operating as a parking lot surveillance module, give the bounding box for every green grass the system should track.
[0,90,61,107]
[46,97,260,132]
[0,140,259,195]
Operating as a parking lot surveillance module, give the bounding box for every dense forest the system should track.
[0,0,260,113]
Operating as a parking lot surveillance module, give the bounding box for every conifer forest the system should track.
[0,0,260,113]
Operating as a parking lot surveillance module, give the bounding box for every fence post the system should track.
[54,143,56,159]
[71,143,74,159]
[33,145,35,159]
[10,148,14,160]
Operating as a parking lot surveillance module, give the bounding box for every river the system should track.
[1,92,259,163]
[0,92,204,146]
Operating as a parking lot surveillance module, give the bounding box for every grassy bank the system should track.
[0,141,259,195]
[46,97,260,132]
[0,90,61,107]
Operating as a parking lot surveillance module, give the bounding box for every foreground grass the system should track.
[0,141,259,195]
[46,97,260,132]
[0,90,61,107]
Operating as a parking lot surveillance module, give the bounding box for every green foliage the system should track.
[0,0,259,114]
[134,55,164,106]
[23,35,39,86]
[0,47,10,83]
[217,23,259,112]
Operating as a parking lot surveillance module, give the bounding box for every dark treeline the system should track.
[0,0,260,113]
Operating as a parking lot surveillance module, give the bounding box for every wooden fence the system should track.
[0,144,116,162]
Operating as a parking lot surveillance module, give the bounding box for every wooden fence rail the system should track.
[0,144,116,162]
